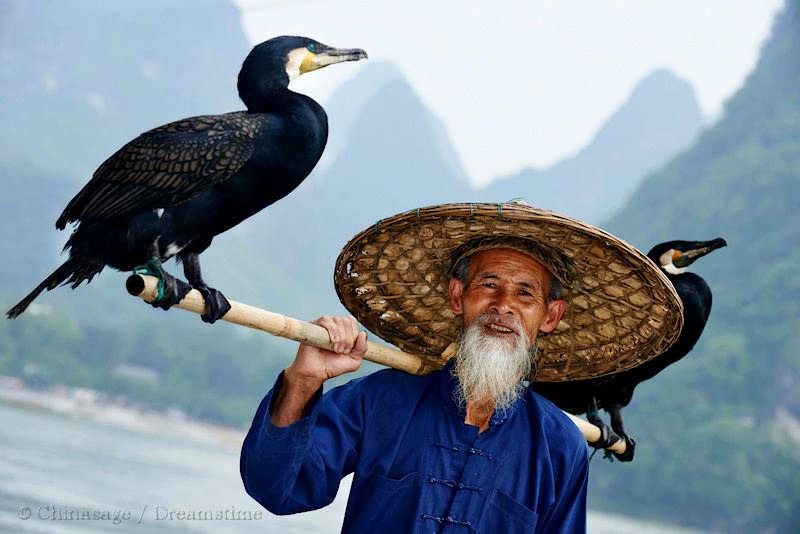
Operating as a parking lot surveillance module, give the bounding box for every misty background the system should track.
[0,0,798,531]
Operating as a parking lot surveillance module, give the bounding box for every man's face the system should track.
[449,248,566,344]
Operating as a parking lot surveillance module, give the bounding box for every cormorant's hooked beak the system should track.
[303,47,368,73]
[673,237,727,268]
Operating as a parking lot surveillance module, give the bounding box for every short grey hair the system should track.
[451,253,562,301]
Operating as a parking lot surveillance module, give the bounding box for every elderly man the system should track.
[241,242,586,532]
[240,202,684,533]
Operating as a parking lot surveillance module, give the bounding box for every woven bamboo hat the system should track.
[334,202,684,382]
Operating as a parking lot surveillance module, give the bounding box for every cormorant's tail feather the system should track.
[6,259,102,319]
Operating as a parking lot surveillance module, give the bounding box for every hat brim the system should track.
[334,202,683,382]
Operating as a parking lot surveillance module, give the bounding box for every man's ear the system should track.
[539,299,567,334]
[449,278,464,315]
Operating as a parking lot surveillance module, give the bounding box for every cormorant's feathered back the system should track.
[56,112,266,228]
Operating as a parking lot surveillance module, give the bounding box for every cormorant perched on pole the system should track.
[7,36,367,323]
[530,237,727,461]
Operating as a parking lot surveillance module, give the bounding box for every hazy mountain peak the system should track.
[316,61,408,174]
[326,61,407,116]
[483,68,705,221]
[591,68,703,151]
[325,73,470,195]
[318,61,469,190]
[631,68,696,97]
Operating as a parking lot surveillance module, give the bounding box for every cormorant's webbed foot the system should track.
[194,285,231,324]
[586,398,622,451]
[608,404,636,462]
[178,251,230,323]
[587,411,622,450]
[133,259,192,310]
[611,434,636,462]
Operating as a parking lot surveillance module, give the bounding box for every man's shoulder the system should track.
[337,366,433,398]
[327,367,435,419]
[524,388,587,455]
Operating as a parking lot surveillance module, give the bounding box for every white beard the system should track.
[452,314,534,411]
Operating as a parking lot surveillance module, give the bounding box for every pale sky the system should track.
[235,0,783,185]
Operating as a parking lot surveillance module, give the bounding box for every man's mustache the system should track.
[476,313,522,336]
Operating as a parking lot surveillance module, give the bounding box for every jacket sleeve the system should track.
[240,371,365,515]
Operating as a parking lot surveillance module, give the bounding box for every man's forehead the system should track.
[467,248,551,282]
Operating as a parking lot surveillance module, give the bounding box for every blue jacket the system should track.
[241,363,588,533]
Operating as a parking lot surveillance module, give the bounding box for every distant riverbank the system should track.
[0,375,244,449]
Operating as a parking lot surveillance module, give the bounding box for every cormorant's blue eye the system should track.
[306,43,316,53]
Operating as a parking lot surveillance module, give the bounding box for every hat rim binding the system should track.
[334,202,684,382]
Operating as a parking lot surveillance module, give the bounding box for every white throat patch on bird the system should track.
[285,48,309,80]
[660,249,687,275]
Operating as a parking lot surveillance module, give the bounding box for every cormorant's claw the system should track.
[195,286,231,324]
[612,434,636,462]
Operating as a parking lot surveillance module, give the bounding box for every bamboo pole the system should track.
[126,274,626,455]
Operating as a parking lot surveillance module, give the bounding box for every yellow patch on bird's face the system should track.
[300,51,317,74]
[285,48,316,80]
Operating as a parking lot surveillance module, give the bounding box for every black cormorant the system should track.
[7,36,367,322]
[531,237,727,461]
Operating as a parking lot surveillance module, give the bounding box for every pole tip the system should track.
[126,274,146,296]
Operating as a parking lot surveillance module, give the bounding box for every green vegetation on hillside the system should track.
[589,1,800,531]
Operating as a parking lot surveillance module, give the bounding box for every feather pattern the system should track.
[56,112,266,228]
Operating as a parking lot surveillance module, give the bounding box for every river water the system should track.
[0,402,704,533]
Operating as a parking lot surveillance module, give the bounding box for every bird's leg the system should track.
[180,252,231,324]
[586,397,622,452]
[132,254,191,311]
[607,404,636,462]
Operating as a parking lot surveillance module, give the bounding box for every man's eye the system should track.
[480,282,496,289]
[518,290,533,297]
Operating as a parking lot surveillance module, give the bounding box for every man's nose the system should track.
[488,289,515,315]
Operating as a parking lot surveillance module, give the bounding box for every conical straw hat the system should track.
[334,202,683,382]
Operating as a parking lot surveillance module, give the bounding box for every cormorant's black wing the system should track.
[56,112,266,229]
